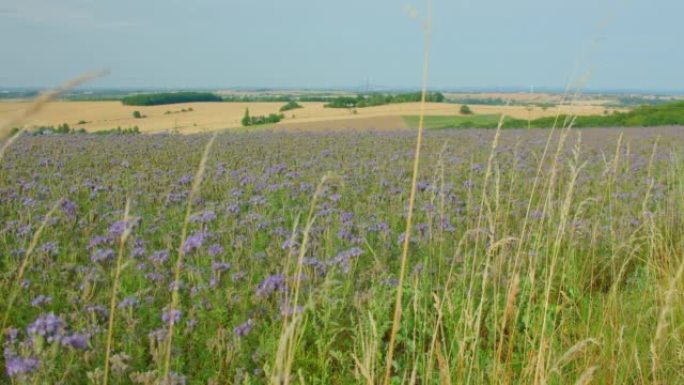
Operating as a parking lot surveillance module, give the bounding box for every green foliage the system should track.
[241,108,251,127]
[121,92,222,106]
[413,101,684,129]
[460,104,473,115]
[404,114,502,129]
[223,95,293,102]
[242,111,284,127]
[501,101,684,128]
[132,111,144,119]
[280,101,303,112]
[92,126,141,135]
[5,127,22,139]
[324,92,446,108]
[17,124,141,136]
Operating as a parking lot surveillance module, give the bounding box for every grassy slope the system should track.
[403,114,503,129]
[407,101,684,129]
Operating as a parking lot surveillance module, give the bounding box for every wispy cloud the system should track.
[0,0,134,30]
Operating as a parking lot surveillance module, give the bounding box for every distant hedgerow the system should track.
[121,92,222,106]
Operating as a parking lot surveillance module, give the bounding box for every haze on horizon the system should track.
[0,0,682,92]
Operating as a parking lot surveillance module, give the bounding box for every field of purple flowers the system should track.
[2,127,684,384]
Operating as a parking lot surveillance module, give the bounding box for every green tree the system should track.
[242,108,251,126]
[133,111,143,119]
[460,105,473,115]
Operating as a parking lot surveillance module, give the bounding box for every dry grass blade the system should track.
[574,365,599,385]
[650,250,684,384]
[103,199,132,385]
[550,339,599,374]
[271,173,335,385]
[382,2,432,384]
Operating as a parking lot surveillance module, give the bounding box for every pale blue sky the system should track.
[0,0,681,92]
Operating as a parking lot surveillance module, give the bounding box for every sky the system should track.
[0,0,682,92]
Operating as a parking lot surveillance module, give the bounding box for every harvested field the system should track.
[0,100,622,134]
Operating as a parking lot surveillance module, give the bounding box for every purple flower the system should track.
[281,238,299,251]
[31,295,52,308]
[211,261,231,272]
[227,203,241,215]
[131,246,146,258]
[38,242,58,257]
[88,235,110,250]
[60,199,77,217]
[61,333,89,350]
[109,220,129,238]
[178,174,193,185]
[331,247,363,273]
[255,274,287,298]
[162,309,182,326]
[149,250,170,264]
[368,221,390,234]
[208,244,224,257]
[440,218,456,232]
[118,296,138,309]
[182,232,205,254]
[91,248,115,263]
[340,212,353,223]
[190,210,216,224]
[302,258,327,277]
[4,353,40,378]
[85,304,109,320]
[26,313,64,339]
[233,319,254,337]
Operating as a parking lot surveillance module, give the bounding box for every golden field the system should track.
[0,100,623,133]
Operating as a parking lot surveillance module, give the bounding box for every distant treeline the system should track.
[323,92,446,109]
[223,95,294,102]
[8,124,141,137]
[463,101,684,129]
[121,92,222,106]
[609,96,680,107]
[447,97,510,106]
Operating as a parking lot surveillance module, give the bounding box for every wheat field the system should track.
[0,100,622,133]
